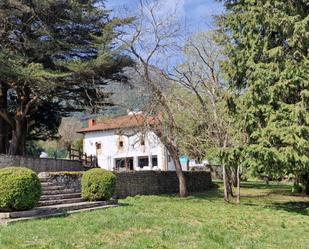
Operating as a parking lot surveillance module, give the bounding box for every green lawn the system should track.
[1,182,309,249]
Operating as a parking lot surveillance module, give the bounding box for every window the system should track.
[115,158,134,171]
[115,158,126,168]
[140,138,145,146]
[152,155,158,167]
[117,137,125,151]
[138,156,149,168]
[95,142,101,150]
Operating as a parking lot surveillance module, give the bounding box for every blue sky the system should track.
[105,0,224,32]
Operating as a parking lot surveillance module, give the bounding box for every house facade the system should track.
[78,113,179,171]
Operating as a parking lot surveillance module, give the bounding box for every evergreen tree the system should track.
[0,81,8,153]
[218,1,309,191]
[0,0,132,155]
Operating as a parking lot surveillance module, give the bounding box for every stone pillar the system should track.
[149,153,152,169]
[161,147,168,171]
[133,156,138,170]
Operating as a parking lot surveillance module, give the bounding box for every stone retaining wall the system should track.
[206,165,223,180]
[115,171,212,198]
[40,172,83,193]
[0,154,84,173]
[42,171,212,198]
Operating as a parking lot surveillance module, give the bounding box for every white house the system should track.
[78,113,181,171]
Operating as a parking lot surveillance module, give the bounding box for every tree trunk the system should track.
[154,129,188,198]
[305,184,309,196]
[8,118,27,156]
[231,167,238,187]
[301,173,309,195]
[236,165,240,204]
[173,156,188,197]
[226,167,234,197]
[0,85,9,154]
[223,164,230,202]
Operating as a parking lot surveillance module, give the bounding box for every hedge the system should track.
[0,167,42,211]
[81,168,116,201]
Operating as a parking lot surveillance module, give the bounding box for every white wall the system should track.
[83,129,175,171]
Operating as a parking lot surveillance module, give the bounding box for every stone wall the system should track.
[42,171,212,198]
[206,165,223,180]
[0,154,84,173]
[40,172,83,193]
[114,171,212,198]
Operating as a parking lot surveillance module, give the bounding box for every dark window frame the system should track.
[138,156,149,168]
[96,142,101,150]
[115,157,134,170]
[152,155,158,167]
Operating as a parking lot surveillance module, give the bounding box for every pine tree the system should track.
[0,81,8,154]
[218,0,309,191]
[0,0,132,155]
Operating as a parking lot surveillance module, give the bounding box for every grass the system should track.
[0,181,309,249]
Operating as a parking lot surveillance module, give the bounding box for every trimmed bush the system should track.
[0,167,42,211]
[292,183,304,193]
[81,168,116,201]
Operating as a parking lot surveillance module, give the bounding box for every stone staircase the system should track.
[39,177,83,207]
[0,174,118,225]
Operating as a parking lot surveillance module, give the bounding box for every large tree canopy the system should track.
[0,0,132,155]
[218,0,309,191]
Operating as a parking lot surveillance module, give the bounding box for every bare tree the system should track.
[172,32,244,202]
[118,0,188,197]
[58,117,83,151]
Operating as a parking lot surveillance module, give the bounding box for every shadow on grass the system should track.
[240,181,291,190]
[190,188,224,201]
[123,182,309,215]
[118,203,130,207]
[199,182,309,215]
[189,188,225,201]
[240,189,291,198]
[157,184,224,202]
[269,201,309,215]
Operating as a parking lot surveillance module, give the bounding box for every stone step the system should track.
[39,177,51,183]
[43,188,76,195]
[1,202,119,225]
[39,198,83,207]
[0,199,118,221]
[40,199,118,213]
[1,212,66,225]
[0,209,40,219]
[42,185,65,191]
[41,182,56,187]
[65,204,118,215]
[0,207,60,220]
[40,193,81,201]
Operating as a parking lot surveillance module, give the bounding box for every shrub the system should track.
[0,167,42,211]
[292,183,304,194]
[81,168,116,201]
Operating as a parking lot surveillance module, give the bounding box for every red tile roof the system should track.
[77,114,155,133]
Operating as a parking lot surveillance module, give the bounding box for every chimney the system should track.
[88,119,96,128]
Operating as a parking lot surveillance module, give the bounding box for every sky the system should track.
[105,0,225,32]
